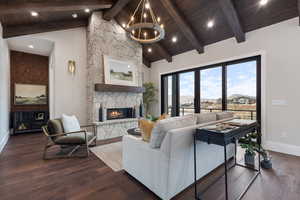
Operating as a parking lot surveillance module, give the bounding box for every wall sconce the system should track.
[68,60,76,75]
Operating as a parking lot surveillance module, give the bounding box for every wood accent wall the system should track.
[10,51,49,112]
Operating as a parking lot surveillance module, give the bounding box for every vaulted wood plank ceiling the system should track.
[0,0,299,67]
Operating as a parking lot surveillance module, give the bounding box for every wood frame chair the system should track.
[42,122,97,160]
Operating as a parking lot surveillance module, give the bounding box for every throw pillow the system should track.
[216,112,234,120]
[195,113,217,124]
[158,113,169,121]
[150,114,197,148]
[139,119,155,142]
[61,114,81,133]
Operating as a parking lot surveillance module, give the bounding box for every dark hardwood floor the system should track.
[0,133,299,200]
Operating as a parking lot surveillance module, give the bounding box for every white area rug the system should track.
[91,142,123,172]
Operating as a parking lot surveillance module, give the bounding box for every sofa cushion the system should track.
[216,112,234,120]
[195,113,217,124]
[150,115,197,148]
[54,132,94,145]
[62,114,81,133]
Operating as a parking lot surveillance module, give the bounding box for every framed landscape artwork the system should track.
[104,55,137,86]
[15,84,47,105]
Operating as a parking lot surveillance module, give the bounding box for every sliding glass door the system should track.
[179,72,195,116]
[227,60,257,120]
[161,56,261,121]
[200,67,222,113]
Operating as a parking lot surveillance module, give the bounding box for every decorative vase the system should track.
[261,159,272,169]
[244,152,256,166]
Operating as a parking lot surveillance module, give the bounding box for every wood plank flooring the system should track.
[0,133,299,200]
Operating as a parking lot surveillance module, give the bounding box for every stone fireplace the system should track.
[86,12,144,140]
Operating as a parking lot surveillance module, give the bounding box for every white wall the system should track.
[0,23,10,153]
[24,28,88,123]
[150,18,300,156]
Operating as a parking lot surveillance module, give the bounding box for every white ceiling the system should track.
[7,36,54,56]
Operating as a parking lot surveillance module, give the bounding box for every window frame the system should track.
[161,55,261,124]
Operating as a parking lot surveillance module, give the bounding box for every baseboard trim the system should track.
[265,141,300,157]
[0,131,9,154]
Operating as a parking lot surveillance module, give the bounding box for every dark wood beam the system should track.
[158,0,204,53]
[103,0,132,21]
[3,20,88,38]
[298,0,300,26]
[152,43,172,63]
[0,0,113,15]
[143,57,151,68]
[218,0,245,43]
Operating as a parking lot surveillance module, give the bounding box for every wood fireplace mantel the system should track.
[94,84,145,93]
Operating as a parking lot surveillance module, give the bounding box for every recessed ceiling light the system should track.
[259,0,268,6]
[157,17,161,23]
[148,48,152,53]
[172,36,178,43]
[72,13,78,18]
[28,45,34,49]
[207,20,214,28]
[122,23,126,28]
[31,11,39,17]
[84,8,90,13]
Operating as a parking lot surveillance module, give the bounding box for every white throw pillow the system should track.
[61,114,81,133]
[150,114,197,149]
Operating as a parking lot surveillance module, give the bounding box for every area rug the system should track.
[91,142,123,172]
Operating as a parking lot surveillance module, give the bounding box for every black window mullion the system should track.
[195,70,200,113]
[222,65,227,111]
[256,56,262,125]
[171,74,179,117]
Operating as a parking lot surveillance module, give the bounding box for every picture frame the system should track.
[14,83,48,105]
[103,55,137,86]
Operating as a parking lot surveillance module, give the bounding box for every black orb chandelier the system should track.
[124,0,165,44]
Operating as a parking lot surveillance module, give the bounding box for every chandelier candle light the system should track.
[125,0,165,44]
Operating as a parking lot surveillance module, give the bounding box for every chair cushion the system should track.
[195,113,217,124]
[216,112,234,120]
[149,114,197,149]
[54,132,94,145]
[47,119,64,139]
[62,114,81,133]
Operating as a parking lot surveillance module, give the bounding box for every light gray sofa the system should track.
[123,112,236,200]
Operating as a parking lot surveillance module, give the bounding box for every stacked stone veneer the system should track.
[87,12,143,139]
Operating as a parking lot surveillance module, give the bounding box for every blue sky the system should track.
[177,61,256,99]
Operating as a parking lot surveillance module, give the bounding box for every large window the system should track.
[200,67,222,113]
[179,72,195,115]
[161,56,261,121]
[227,61,257,119]
[162,75,173,116]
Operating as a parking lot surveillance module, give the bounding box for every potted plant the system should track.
[240,143,256,166]
[240,132,272,169]
[256,147,273,169]
[143,82,158,116]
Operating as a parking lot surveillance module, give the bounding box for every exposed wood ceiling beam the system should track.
[298,0,300,26]
[143,57,151,68]
[103,0,132,21]
[152,43,172,63]
[0,0,113,15]
[158,0,204,54]
[218,0,245,43]
[3,20,88,38]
